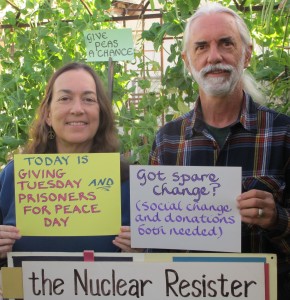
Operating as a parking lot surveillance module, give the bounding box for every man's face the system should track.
[183,13,251,96]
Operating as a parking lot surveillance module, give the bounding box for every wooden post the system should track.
[108,57,114,102]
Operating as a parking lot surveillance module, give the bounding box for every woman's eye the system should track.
[58,96,70,102]
[84,97,97,103]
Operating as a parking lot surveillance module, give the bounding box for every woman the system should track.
[0,62,132,258]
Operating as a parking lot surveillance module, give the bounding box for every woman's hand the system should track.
[113,226,143,253]
[0,225,21,258]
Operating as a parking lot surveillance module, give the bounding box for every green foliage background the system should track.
[0,0,289,166]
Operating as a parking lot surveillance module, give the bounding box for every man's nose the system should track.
[207,44,223,64]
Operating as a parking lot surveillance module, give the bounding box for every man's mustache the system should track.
[200,64,233,77]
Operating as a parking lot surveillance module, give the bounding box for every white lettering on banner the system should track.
[22,261,265,300]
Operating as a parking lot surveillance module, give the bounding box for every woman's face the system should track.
[46,69,100,153]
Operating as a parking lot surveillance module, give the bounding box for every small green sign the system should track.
[84,28,134,62]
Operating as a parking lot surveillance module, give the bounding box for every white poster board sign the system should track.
[130,166,242,252]
[22,261,265,300]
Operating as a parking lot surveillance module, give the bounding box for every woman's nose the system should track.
[70,98,85,114]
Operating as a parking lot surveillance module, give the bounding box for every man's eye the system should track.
[195,44,207,52]
[223,40,234,47]
[196,45,205,50]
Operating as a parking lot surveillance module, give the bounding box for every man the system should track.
[149,3,290,299]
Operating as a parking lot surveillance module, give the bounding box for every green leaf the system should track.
[0,0,7,10]
[1,136,24,147]
[165,22,184,36]
[0,114,12,123]
[177,100,190,114]
[95,0,111,10]
[138,79,151,90]
[26,0,35,9]
[142,23,162,42]
[4,12,17,26]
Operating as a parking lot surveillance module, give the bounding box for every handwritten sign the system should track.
[84,29,134,62]
[14,153,121,236]
[22,261,266,300]
[130,166,242,252]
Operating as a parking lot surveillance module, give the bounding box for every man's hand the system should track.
[237,189,277,229]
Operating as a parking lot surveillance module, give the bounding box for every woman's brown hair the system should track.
[24,62,119,154]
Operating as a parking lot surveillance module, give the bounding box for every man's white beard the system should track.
[188,57,245,97]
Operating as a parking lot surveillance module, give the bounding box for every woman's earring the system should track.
[48,127,55,139]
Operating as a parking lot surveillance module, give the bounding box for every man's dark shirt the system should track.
[149,93,290,271]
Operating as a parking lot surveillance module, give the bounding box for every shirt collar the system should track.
[190,92,258,135]
[239,93,258,133]
[192,98,206,134]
